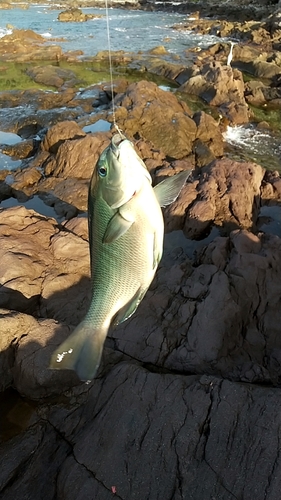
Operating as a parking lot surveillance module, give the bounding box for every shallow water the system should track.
[0,5,223,58]
[82,119,111,133]
[1,195,59,219]
[258,205,281,239]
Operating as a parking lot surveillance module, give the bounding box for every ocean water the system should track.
[0,5,222,57]
[0,5,280,177]
[223,125,281,172]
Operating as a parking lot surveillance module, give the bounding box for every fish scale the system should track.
[86,181,161,329]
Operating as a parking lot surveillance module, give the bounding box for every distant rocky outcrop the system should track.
[58,8,103,22]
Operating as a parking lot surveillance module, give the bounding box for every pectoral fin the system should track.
[153,170,192,207]
[103,212,133,243]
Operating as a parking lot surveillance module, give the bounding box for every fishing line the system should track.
[104,0,123,137]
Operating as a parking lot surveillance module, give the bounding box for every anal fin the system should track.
[112,286,148,326]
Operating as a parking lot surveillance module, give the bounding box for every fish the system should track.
[50,134,191,382]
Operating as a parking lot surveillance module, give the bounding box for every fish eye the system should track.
[98,166,107,177]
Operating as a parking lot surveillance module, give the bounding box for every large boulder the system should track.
[113,81,197,159]
[163,157,265,236]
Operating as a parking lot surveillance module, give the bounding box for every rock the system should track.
[1,152,281,497]
[193,138,216,168]
[26,65,80,89]
[0,206,90,321]
[0,181,12,202]
[0,139,35,160]
[0,310,37,392]
[0,2,12,8]
[13,318,81,399]
[0,420,71,499]
[58,8,102,22]
[179,62,249,125]
[2,368,281,499]
[41,120,86,154]
[0,30,63,62]
[44,132,110,180]
[113,81,197,159]
[109,227,281,387]
[193,110,224,157]
[0,206,56,314]
[163,158,265,237]
[148,45,168,55]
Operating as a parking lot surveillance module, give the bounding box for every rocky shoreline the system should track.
[1,2,281,499]
[1,0,279,21]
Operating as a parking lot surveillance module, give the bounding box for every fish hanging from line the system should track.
[50,133,191,382]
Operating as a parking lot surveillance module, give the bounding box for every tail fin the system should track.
[49,321,108,382]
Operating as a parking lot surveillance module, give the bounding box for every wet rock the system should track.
[193,138,216,168]
[26,65,80,89]
[179,62,249,125]
[0,139,35,159]
[0,181,12,202]
[148,45,168,55]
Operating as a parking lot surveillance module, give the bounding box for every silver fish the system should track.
[50,134,191,381]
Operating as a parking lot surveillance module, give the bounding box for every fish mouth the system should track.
[110,132,127,155]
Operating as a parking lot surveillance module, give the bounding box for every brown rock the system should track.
[49,133,110,180]
[0,30,63,62]
[193,110,224,157]
[179,62,249,125]
[163,158,265,238]
[0,206,56,314]
[26,65,79,89]
[58,8,102,22]
[114,81,197,159]
[41,120,86,154]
